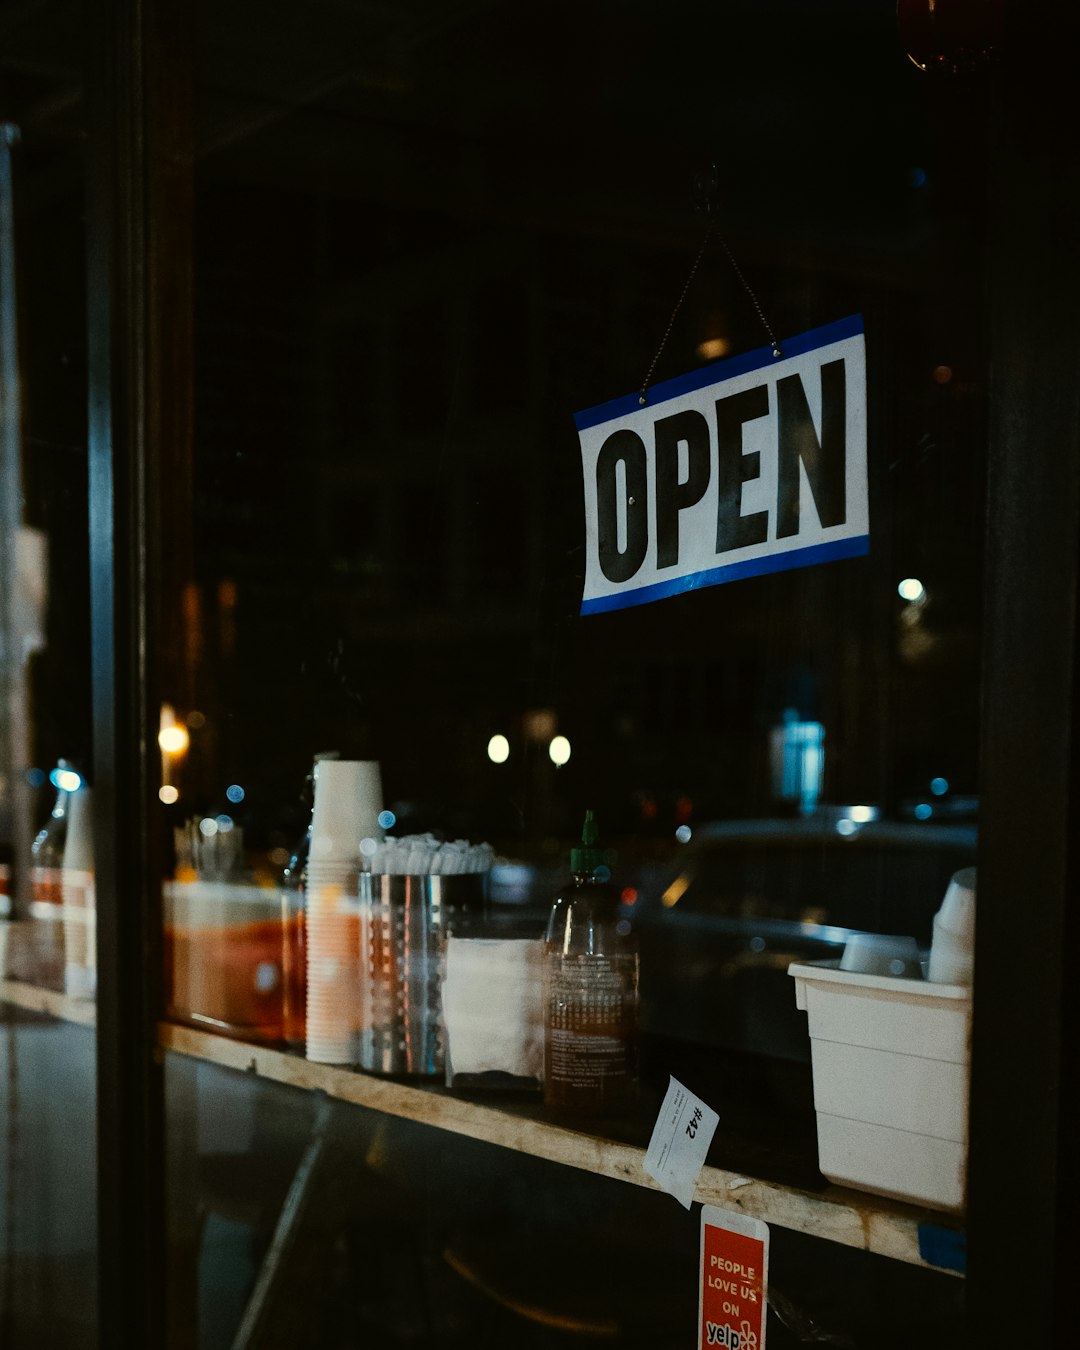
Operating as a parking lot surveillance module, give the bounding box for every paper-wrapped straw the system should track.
[368,834,494,876]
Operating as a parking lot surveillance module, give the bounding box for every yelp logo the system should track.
[704,1319,758,1348]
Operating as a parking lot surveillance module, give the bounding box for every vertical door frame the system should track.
[969,3,1080,1338]
[86,0,191,1343]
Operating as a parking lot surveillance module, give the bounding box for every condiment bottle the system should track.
[280,826,308,1048]
[30,760,75,918]
[543,811,639,1113]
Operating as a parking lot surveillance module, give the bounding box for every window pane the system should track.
[1,11,97,1341]
[160,2,984,1344]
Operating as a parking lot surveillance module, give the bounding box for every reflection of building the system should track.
[769,710,825,815]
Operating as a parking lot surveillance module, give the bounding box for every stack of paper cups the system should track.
[304,760,384,1063]
[305,865,362,1062]
[928,866,976,985]
[62,785,96,1000]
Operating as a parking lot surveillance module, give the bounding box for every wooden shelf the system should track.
[0,976,97,1027]
[1,899,965,1283]
[158,1020,963,1275]
[0,932,965,1279]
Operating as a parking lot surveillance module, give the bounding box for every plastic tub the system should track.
[789,959,971,1211]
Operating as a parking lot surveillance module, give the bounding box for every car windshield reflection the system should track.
[631,815,977,1067]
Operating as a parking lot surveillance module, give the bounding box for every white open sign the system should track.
[575,315,868,615]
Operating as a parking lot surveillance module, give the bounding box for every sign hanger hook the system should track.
[639,164,782,407]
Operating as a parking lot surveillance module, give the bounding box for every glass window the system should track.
[1,13,97,1343]
[154,1,990,1344]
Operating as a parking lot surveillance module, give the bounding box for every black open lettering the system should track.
[596,428,649,583]
[654,409,711,569]
[776,358,847,538]
[715,386,770,553]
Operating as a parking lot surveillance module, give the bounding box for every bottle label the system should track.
[545,952,637,1107]
[547,1025,632,1087]
[30,866,64,914]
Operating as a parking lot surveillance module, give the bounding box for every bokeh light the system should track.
[548,735,571,766]
[898,577,925,603]
[158,724,190,755]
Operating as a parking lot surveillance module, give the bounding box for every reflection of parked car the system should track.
[631,816,977,1065]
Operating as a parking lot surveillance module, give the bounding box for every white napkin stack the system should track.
[441,937,544,1082]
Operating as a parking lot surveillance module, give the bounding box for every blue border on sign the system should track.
[573,314,865,432]
[580,535,870,615]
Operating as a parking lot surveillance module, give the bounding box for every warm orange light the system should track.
[158,724,190,755]
[662,875,690,909]
[696,337,732,361]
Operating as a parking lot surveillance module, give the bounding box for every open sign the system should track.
[575,315,868,615]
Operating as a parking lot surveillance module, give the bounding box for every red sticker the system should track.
[699,1207,769,1350]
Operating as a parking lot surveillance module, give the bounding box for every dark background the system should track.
[2,1,988,861]
[183,0,986,861]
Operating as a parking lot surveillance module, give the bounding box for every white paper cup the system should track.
[839,932,922,979]
[63,786,95,872]
[937,867,976,940]
[62,787,96,998]
[928,917,974,984]
[927,868,975,985]
[310,759,384,862]
[305,861,357,882]
[62,869,96,972]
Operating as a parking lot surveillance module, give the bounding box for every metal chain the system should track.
[715,231,782,361]
[638,228,714,406]
[639,226,782,407]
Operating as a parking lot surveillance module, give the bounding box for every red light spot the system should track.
[675,794,694,824]
[620,887,638,907]
[640,798,658,820]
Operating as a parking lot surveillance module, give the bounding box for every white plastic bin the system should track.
[789,960,971,1211]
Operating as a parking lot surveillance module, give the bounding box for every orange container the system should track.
[164,880,292,1042]
[280,886,306,1047]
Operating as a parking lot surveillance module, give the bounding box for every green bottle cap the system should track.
[570,810,606,874]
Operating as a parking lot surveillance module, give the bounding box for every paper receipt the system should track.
[643,1075,720,1209]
